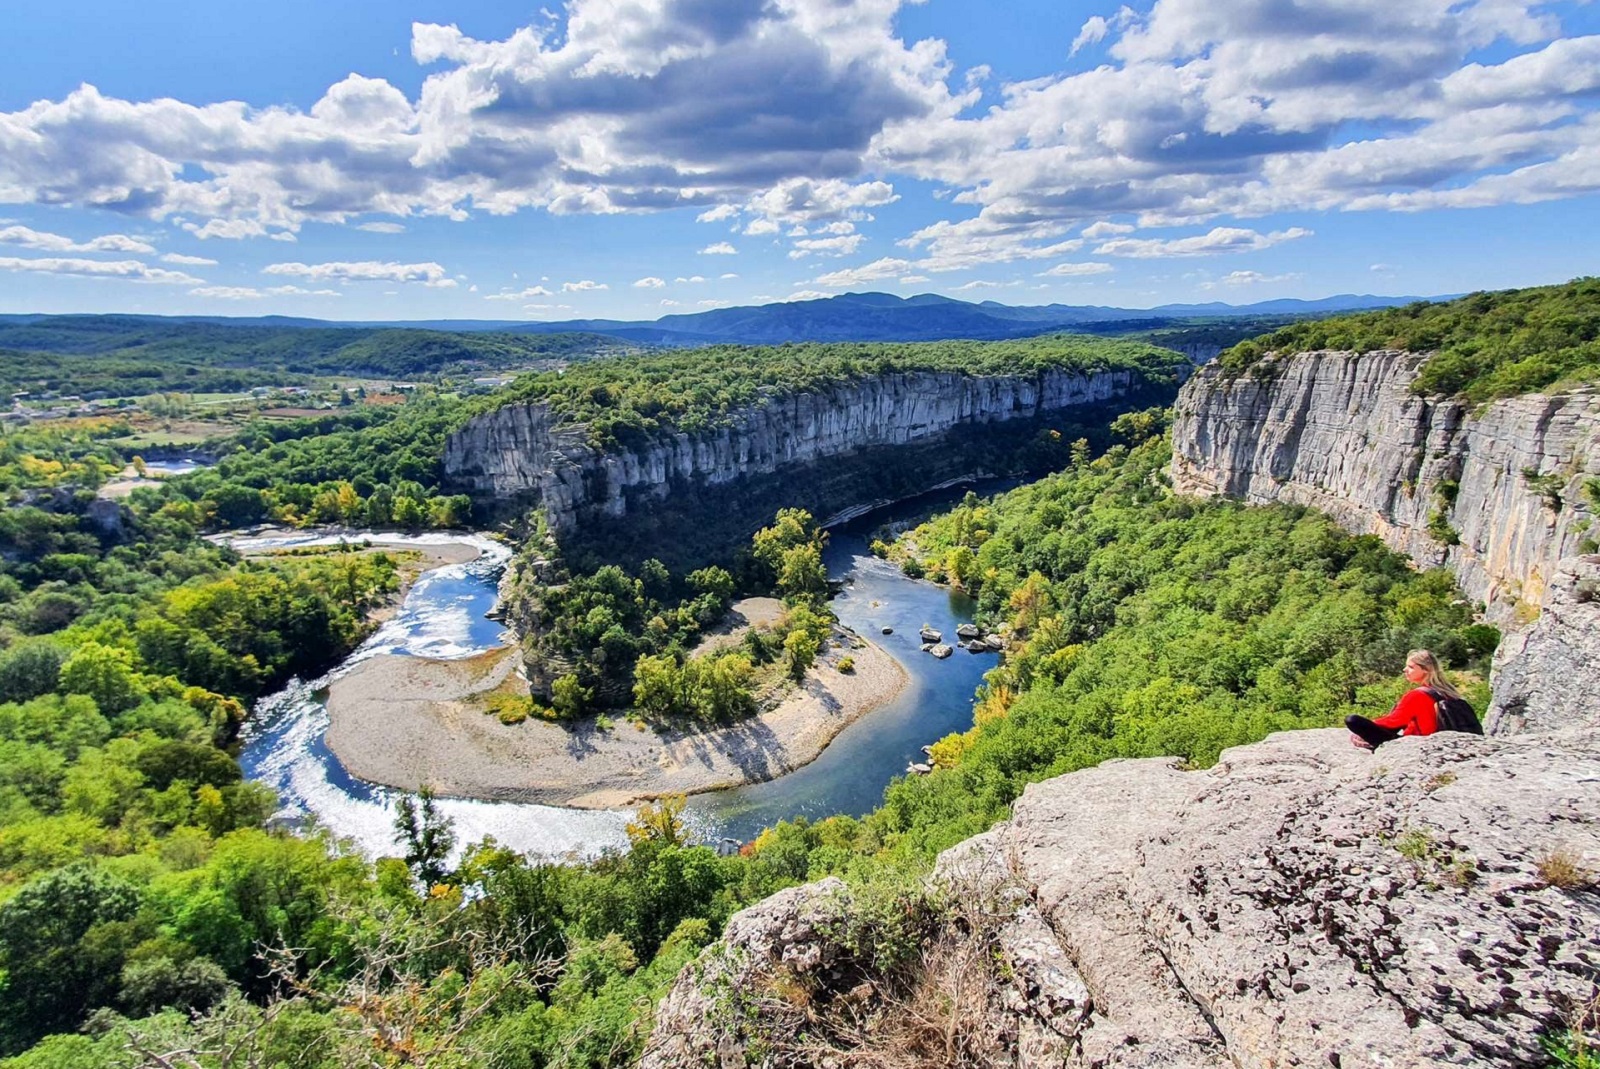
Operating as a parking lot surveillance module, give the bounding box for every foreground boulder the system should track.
[641,726,1600,1068]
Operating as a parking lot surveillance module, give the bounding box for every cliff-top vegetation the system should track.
[484,334,1187,446]
[1217,277,1600,404]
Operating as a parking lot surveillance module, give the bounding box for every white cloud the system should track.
[787,234,864,259]
[1069,16,1110,56]
[697,299,731,308]
[0,225,155,254]
[674,275,706,284]
[0,0,1593,276]
[1080,221,1134,240]
[955,279,1015,290]
[485,285,554,300]
[0,7,954,236]
[356,221,407,233]
[263,259,455,286]
[561,279,608,292]
[719,272,738,280]
[632,276,666,288]
[659,299,680,306]
[1370,263,1396,272]
[699,242,737,255]
[1093,226,1311,259]
[898,274,930,284]
[811,257,912,288]
[190,282,344,298]
[0,255,201,284]
[1202,270,1302,289]
[189,286,264,299]
[1037,261,1114,277]
[782,290,834,302]
[160,252,218,265]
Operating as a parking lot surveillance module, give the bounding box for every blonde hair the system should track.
[1406,649,1461,700]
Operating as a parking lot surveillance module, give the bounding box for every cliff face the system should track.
[446,368,1150,550]
[1170,352,1600,618]
[643,726,1600,1068]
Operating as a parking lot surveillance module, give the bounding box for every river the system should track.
[238,483,1008,859]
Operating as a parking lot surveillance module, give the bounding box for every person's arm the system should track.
[1373,690,1433,734]
[1371,691,1420,732]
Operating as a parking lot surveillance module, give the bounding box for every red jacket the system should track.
[1373,688,1438,736]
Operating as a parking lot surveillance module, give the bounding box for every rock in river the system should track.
[919,626,942,643]
[956,623,981,640]
[930,644,953,659]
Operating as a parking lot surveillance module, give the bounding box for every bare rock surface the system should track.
[445,368,1147,531]
[642,727,1600,1068]
[1170,352,1600,622]
[1488,554,1600,737]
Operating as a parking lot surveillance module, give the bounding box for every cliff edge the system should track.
[643,726,1600,1068]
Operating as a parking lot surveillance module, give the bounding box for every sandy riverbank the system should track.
[322,625,908,809]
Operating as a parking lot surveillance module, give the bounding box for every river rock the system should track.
[956,623,981,640]
[641,725,1600,1069]
[906,762,932,775]
[920,626,943,643]
[930,644,953,659]
[984,634,1007,651]
[881,625,893,634]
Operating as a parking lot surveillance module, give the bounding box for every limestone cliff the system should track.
[642,726,1600,1068]
[445,368,1163,559]
[1170,351,1600,618]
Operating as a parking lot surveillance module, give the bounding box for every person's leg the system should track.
[1345,715,1400,750]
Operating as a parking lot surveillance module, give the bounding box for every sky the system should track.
[2,0,1598,322]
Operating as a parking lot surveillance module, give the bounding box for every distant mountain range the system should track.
[0,291,1440,348]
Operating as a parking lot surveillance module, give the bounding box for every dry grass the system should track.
[1537,847,1598,891]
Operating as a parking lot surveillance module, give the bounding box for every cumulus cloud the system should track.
[485,286,554,300]
[356,221,406,233]
[788,234,864,259]
[0,4,955,236]
[1037,261,1113,277]
[699,242,737,255]
[0,225,155,254]
[262,259,455,286]
[632,276,666,288]
[189,286,265,299]
[0,255,201,284]
[0,0,1594,281]
[160,252,218,265]
[1093,226,1311,259]
[561,279,607,292]
[811,257,912,288]
[1200,270,1302,288]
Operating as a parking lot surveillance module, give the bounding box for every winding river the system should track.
[238,484,1007,859]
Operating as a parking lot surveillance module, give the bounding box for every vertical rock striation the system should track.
[445,368,1150,542]
[1170,351,1600,618]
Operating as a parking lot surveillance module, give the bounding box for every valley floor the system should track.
[323,622,908,809]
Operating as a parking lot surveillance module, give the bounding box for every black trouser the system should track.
[1345,715,1401,749]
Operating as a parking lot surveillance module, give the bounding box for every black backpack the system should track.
[1426,688,1483,735]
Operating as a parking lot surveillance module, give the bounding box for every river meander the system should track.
[238,483,1007,859]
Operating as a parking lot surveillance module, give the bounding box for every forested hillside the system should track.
[0,318,620,397]
[1218,277,1600,403]
[485,333,1181,445]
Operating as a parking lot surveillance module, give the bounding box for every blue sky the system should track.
[2,0,1598,321]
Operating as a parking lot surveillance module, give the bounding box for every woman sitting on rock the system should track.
[1346,649,1459,751]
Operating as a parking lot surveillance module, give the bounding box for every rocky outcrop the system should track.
[1487,554,1600,737]
[1170,352,1600,619]
[643,726,1600,1068]
[446,368,1160,554]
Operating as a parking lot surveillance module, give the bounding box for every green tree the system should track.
[0,864,142,1051]
[393,786,457,887]
[58,642,143,716]
[0,641,64,704]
